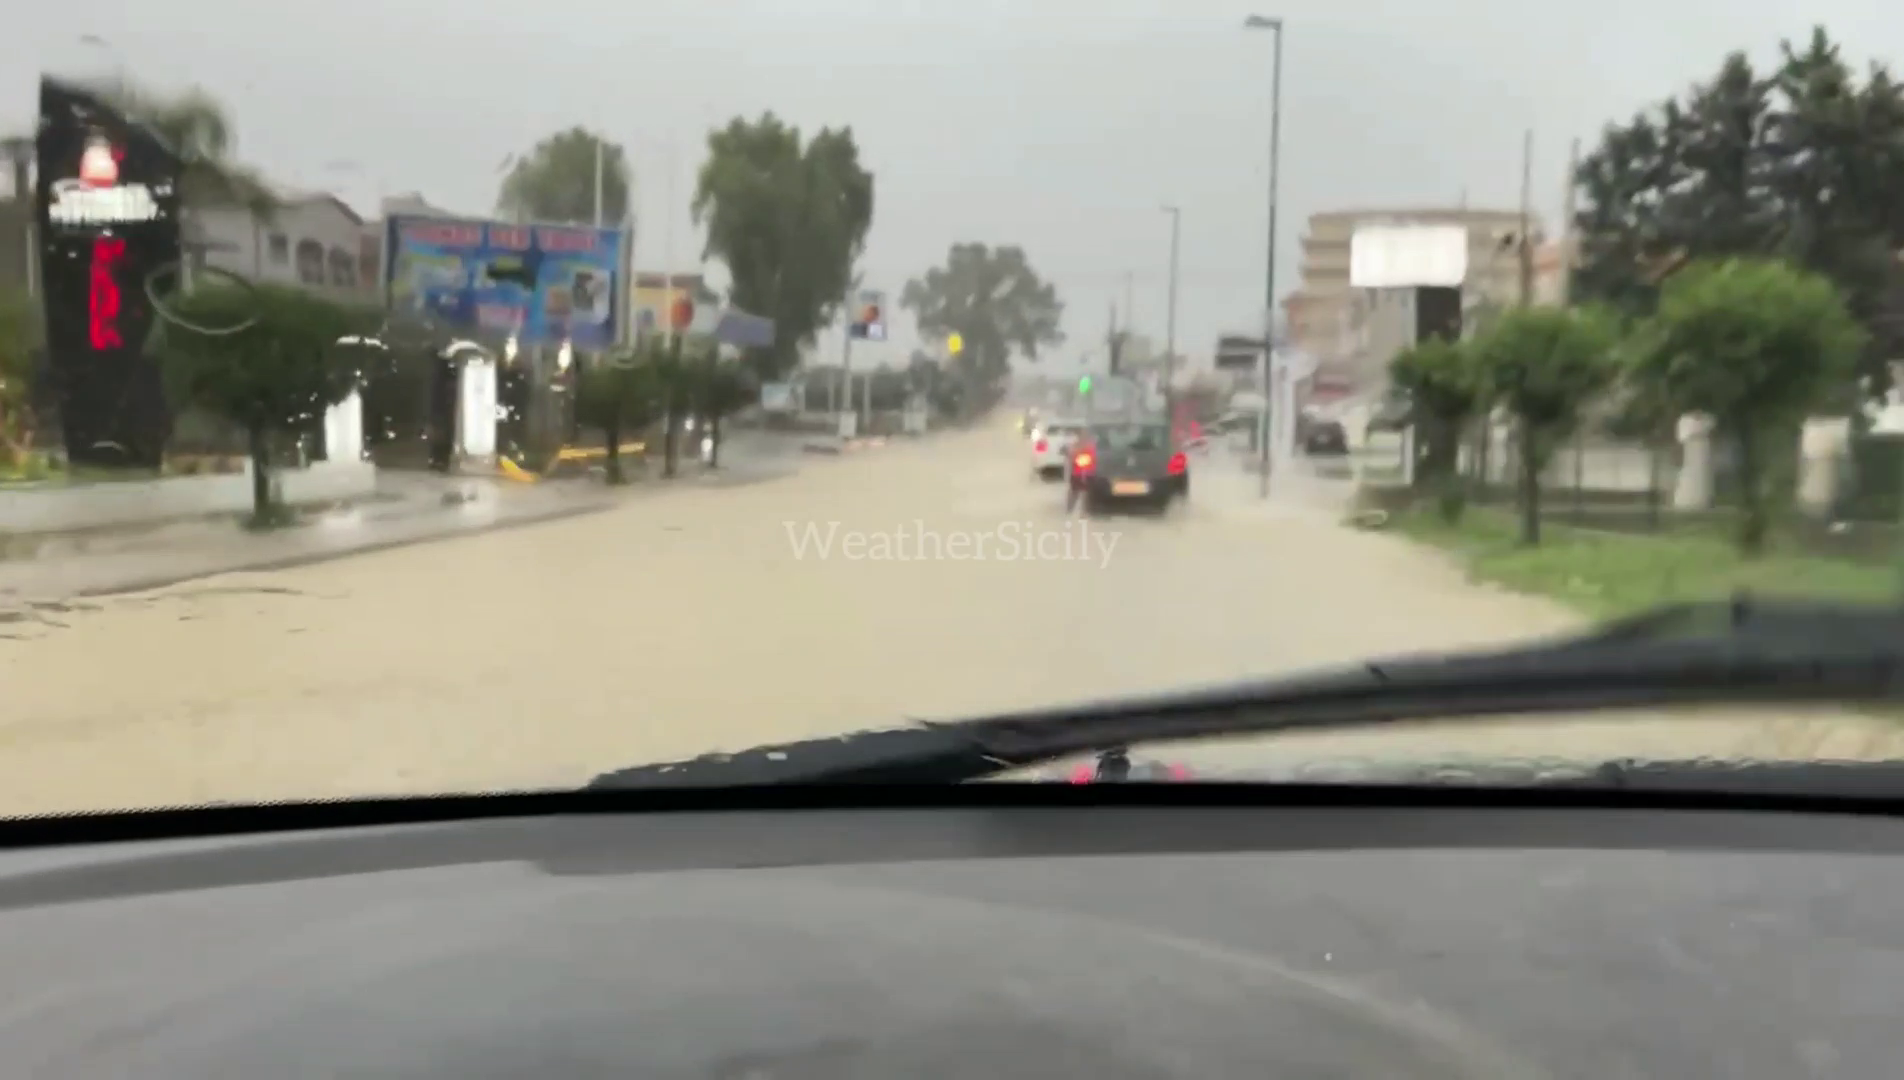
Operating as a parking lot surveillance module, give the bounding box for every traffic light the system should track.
[946,332,963,356]
[1077,375,1092,395]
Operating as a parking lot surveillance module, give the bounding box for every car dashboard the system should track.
[0,800,1898,1078]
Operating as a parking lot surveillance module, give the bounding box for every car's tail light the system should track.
[1073,451,1094,472]
[1167,453,1187,475]
[1034,439,1048,453]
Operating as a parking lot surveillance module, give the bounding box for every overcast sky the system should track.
[4,0,1891,372]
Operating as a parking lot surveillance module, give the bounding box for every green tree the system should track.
[1471,306,1621,546]
[685,354,757,468]
[693,114,874,380]
[159,284,377,524]
[496,127,632,225]
[1571,26,1904,389]
[0,286,41,469]
[1631,257,1864,554]
[577,347,664,484]
[899,243,1064,408]
[1388,336,1484,521]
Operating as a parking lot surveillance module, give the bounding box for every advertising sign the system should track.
[34,76,182,469]
[1349,225,1469,289]
[632,277,696,339]
[384,216,623,349]
[849,289,885,341]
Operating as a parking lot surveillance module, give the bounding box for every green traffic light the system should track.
[1078,375,1092,394]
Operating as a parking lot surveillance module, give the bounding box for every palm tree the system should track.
[89,81,276,211]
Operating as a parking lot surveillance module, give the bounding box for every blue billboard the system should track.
[384,215,623,349]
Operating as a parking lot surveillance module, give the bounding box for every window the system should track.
[328,248,357,287]
[294,240,325,285]
[1093,425,1170,452]
[267,234,289,264]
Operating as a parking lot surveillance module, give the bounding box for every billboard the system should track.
[1349,225,1468,289]
[848,289,886,341]
[383,216,623,349]
[35,76,182,469]
[631,277,697,339]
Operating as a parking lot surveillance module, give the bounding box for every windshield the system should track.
[0,10,1899,814]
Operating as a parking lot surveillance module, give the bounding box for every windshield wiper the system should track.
[588,597,1904,788]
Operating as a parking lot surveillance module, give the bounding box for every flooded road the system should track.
[2,421,1899,815]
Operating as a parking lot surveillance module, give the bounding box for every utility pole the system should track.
[1558,136,1580,306]
[1517,127,1535,307]
[838,290,854,436]
[592,135,605,230]
[1163,206,1181,426]
[1245,14,1286,498]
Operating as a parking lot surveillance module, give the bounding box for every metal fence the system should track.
[1349,415,1904,565]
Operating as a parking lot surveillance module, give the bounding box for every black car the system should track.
[1066,420,1189,515]
[1301,416,1348,455]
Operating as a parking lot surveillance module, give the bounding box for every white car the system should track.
[1030,418,1086,480]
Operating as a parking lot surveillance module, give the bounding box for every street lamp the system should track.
[1161,204,1181,425]
[1244,13,1284,497]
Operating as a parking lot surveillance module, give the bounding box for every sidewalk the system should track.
[0,458,797,602]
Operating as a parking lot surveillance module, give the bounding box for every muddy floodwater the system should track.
[2,424,1898,816]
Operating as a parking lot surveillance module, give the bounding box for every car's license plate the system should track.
[1111,480,1149,496]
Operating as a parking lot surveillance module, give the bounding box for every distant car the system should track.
[1066,420,1188,515]
[1030,418,1086,480]
[1301,417,1348,456]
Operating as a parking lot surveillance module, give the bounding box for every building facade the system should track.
[1283,206,1547,394]
[187,192,379,303]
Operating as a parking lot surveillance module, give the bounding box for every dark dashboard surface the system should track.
[0,804,1897,1078]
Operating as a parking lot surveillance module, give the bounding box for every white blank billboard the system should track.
[1350,225,1469,288]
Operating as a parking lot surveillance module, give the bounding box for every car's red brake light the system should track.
[1073,451,1094,472]
[1034,439,1048,453]
[1167,452,1187,475]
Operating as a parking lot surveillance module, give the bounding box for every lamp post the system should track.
[1161,204,1180,426]
[1244,13,1284,497]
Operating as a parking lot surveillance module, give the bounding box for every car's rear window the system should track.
[1093,425,1170,451]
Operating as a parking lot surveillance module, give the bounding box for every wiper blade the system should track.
[588,597,1904,788]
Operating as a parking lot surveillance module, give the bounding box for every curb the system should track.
[53,461,813,600]
[62,502,618,601]
[802,436,889,455]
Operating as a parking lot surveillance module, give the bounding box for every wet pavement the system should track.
[0,419,1897,816]
[0,431,812,601]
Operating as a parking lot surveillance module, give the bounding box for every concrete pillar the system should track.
[323,388,364,463]
[457,356,498,470]
[1673,413,1714,511]
[1797,416,1851,517]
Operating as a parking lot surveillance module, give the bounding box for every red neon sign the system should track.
[88,235,126,349]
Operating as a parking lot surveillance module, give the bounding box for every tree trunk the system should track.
[1517,419,1541,547]
[247,420,273,523]
[603,414,623,485]
[709,414,723,469]
[1645,442,1663,532]
[1736,431,1767,557]
[662,409,681,478]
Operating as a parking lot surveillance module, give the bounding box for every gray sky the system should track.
[5,0,1890,373]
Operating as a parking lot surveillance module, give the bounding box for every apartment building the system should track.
[188,192,380,303]
[1283,206,1545,394]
